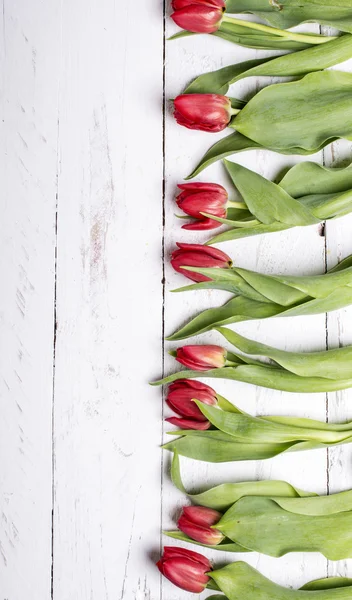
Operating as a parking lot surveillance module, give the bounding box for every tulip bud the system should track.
[171,3,224,34]
[166,416,211,430]
[157,546,212,593]
[171,242,232,283]
[176,345,227,370]
[172,0,225,10]
[178,506,225,545]
[174,94,232,132]
[167,379,217,420]
[176,182,228,230]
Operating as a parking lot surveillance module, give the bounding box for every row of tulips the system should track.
[158,547,352,596]
[155,1,352,596]
[171,0,352,37]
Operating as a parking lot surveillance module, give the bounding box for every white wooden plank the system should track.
[164,21,331,599]
[323,136,352,580]
[0,0,60,597]
[52,0,163,598]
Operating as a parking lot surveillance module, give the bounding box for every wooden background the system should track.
[1,1,352,598]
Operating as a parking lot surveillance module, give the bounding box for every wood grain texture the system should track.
[0,0,61,597]
[2,3,352,599]
[52,1,163,598]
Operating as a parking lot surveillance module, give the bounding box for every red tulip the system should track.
[178,506,224,545]
[167,379,217,420]
[166,380,217,430]
[174,94,232,132]
[157,546,212,593]
[171,3,224,33]
[176,182,228,230]
[172,0,225,10]
[166,416,211,430]
[176,345,227,370]
[171,242,232,283]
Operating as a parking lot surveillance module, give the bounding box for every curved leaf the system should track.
[195,401,352,445]
[233,71,352,151]
[225,0,352,33]
[152,365,352,393]
[210,562,352,600]
[224,161,319,225]
[217,326,352,380]
[170,452,315,510]
[185,35,352,95]
[187,71,352,178]
[164,530,246,552]
[216,496,352,559]
[186,132,263,180]
[214,20,318,50]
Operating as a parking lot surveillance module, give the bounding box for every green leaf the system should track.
[167,256,352,340]
[206,222,289,245]
[217,326,352,380]
[152,365,352,393]
[205,161,352,244]
[195,401,352,445]
[279,160,352,197]
[166,296,284,341]
[164,530,246,552]
[301,578,352,591]
[233,71,352,152]
[185,133,262,180]
[210,562,352,600]
[224,161,319,225]
[185,35,352,95]
[215,496,352,559]
[214,20,318,50]
[185,58,274,95]
[225,0,352,34]
[187,71,352,178]
[163,430,297,462]
[170,452,316,510]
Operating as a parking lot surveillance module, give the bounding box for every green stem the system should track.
[227,200,248,210]
[221,15,337,45]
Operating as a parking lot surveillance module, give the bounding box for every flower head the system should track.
[176,182,228,230]
[157,546,212,592]
[167,379,217,419]
[174,94,232,132]
[176,345,227,370]
[171,242,232,283]
[178,506,224,545]
[171,0,225,33]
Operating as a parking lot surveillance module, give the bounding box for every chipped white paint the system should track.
[1,2,352,599]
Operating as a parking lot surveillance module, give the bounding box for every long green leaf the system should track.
[215,496,352,559]
[210,562,352,600]
[213,20,324,50]
[164,530,245,552]
[225,0,352,33]
[185,35,352,95]
[152,364,352,392]
[170,451,316,510]
[187,71,352,178]
[168,253,352,340]
[217,327,352,380]
[195,401,352,444]
[206,161,352,244]
[233,71,352,150]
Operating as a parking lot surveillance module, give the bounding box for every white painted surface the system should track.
[1,2,352,598]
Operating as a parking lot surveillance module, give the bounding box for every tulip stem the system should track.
[227,200,247,210]
[225,360,239,367]
[221,15,338,45]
